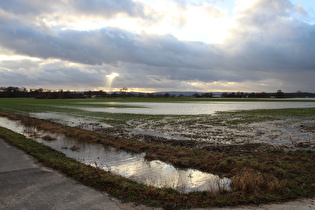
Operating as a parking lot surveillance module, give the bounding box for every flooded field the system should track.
[124,115,315,151]
[25,100,315,151]
[0,116,230,193]
[76,100,315,115]
[1,98,314,207]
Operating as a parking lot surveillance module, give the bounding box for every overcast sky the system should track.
[0,0,314,92]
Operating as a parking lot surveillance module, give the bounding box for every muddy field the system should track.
[77,113,315,155]
[1,98,314,155]
[0,102,314,208]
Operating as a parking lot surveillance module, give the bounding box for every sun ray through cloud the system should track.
[106,72,119,92]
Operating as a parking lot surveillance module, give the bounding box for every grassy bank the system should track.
[0,111,314,208]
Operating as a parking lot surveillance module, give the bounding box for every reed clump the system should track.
[230,170,288,194]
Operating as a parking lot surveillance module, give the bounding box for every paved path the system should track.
[0,138,126,210]
[1,137,314,210]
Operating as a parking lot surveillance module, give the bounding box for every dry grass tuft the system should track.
[231,170,288,194]
[231,171,263,193]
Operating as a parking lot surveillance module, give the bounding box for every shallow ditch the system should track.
[0,117,231,193]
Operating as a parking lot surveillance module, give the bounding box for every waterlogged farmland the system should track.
[1,98,314,150]
[0,116,230,193]
[76,100,315,115]
[0,98,315,208]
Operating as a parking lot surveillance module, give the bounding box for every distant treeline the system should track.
[219,90,315,98]
[1,86,314,99]
[0,86,176,99]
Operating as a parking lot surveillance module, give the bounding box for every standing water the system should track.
[0,117,230,193]
[75,101,315,115]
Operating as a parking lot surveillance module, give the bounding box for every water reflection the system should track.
[75,101,315,115]
[30,112,111,129]
[0,117,230,193]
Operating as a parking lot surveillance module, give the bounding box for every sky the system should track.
[0,0,314,93]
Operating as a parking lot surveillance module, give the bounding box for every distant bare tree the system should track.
[120,87,128,93]
[276,90,285,98]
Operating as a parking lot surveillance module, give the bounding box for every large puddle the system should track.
[0,117,230,193]
[29,112,111,129]
[75,101,315,115]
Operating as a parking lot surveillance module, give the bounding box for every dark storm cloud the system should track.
[0,16,314,86]
[68,0,146,18]
[222,0,315,74]
[0,0,146,19]
[0,59,106,89]
[0,0,57,15]
[0,19,222,71]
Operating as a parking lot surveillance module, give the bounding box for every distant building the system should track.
[213,94,221,98]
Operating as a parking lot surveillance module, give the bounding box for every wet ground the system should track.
[1,107,314,208]
[89,114,315,154]
[29,110,315,155]
[0,117,231,193]
[25,100,315,154]
[1,136,314,210]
